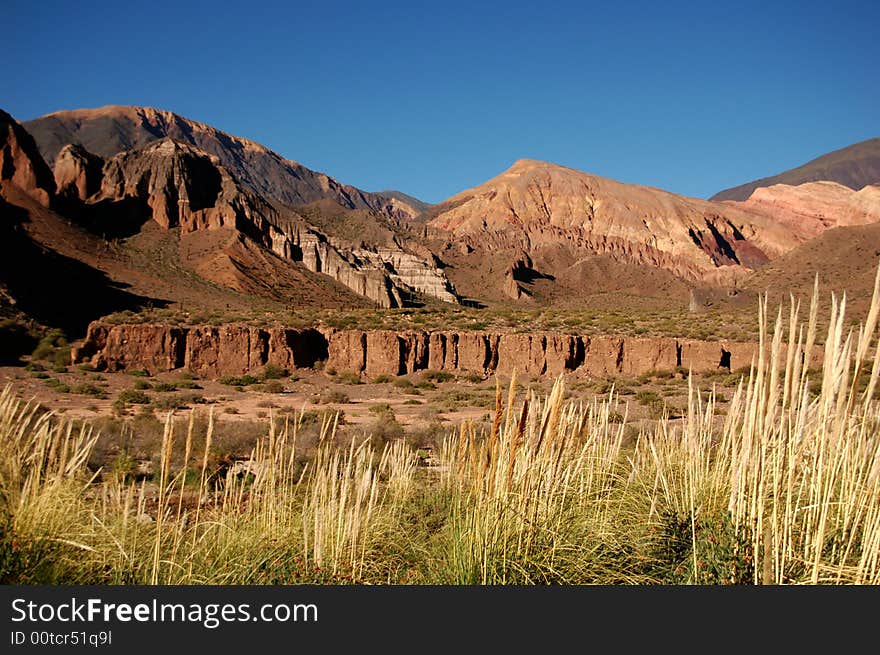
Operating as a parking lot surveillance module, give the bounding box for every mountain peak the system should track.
[506,158,561,173]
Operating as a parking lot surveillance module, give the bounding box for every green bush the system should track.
[30,330,70,367]
[219,375,260,387]
[118,389,151,405]
[71,383,107,399]
[423,370,454,383]
[318,390,349,404]
[262,364,288,380]
[261,380,285,394]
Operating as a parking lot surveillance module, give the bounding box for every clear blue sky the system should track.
[6,0,879,203]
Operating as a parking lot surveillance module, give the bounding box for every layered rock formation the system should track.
[287,225,459,307]
[73,321,772,379]
[428,159,798,287]
[0,109,56,206]
[54,137,459,308]
[732,181,880,239]
[24,105,426,221]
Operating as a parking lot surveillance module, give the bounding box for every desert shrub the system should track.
[152,382,178,392]
[260,380,285,394]
[219,375,260,387]
[392,378,414,390]
[262,364,288,380]
[651,510,753,585]
[372,374,393,384]
[71,383,107,399]
[128,369,151,378]
[318,390,349,404]
[369,403,394,417]
[44,378,70,393]
[117,389,151,405]
[423,370,454,383]
[30,329,70,367]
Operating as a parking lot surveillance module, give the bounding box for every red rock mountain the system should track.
[50,135,459,308]
[24,105,425,221]
[731,181,880,240]
[0,109,56,206]
[427,159,802,292]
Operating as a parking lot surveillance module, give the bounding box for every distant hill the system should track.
[741,222,880,318]
[712,138,880,201]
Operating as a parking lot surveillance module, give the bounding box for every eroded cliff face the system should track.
[55,138,460,308]
[285,224,460,307]
[0,109,56,207]
[73,321,787,380]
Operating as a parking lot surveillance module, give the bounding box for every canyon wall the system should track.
[72,322,791,380]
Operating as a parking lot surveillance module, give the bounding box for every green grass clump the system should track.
[423,370,454,383]
[71,383,107,399]
[219,375,260,387]
[318,390,349,404]
[118,389,151,405]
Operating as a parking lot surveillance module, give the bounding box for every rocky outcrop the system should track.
[53,144,104,202]
[74,321,771,380]
[73,323,329,377]
[0,109,56,206]
[427,158,801,287]
[286,224,459,308]
[95,139,284,236]
[65,138,459,309]
[24,105,426,221]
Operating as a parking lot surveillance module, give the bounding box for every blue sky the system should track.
[6,0,879,203]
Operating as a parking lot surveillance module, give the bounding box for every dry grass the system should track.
[2,267,879,584]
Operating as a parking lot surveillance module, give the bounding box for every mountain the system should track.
[0,109,464,343]
[375,190,433,218]
[425,158,805,305]
[730,181,880,240]
[740,221,880,317]
[23,105,424,221]
[48,133,458,308]
[711,138,880,202]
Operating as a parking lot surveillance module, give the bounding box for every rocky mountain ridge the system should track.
[25,105,426,221]
[46,134,460,308]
